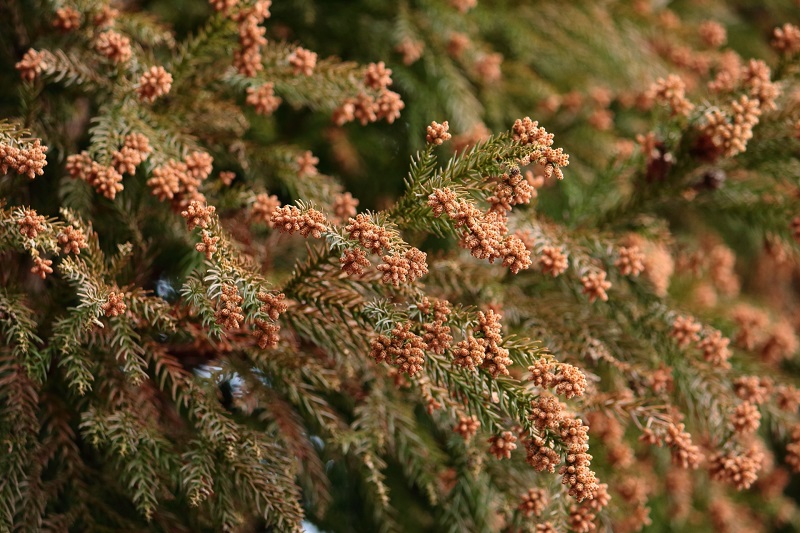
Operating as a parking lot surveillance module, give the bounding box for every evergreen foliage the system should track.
[3,1,800,532]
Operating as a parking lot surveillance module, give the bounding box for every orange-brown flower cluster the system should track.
[554,364,588,399]
[663,422,704,469]
[698,329,732,368]
[772,23,800,55]
[427,188,531,273]
[453,415,480,442]
[528,359,556,388]
[760,320,799,365]
[699,20,727,48]
[332,192,359,222]
[195,231,219,260]
[345,213,391,253]
[670,315,701,347]
[364,62,392,90]
[777,386,800,413]
[112,133,152,175]
[624,234,673,296]
[526,435,562,473]
[234,10,268,77]
[529,394,563,431]
[475,53,502,83]
[581,270,611,303]
[517,488,547,517]
[698,96,760,159]
[731,304,769,350]
[339,248,371,276]
[17,208,46,239]
[395,38,424,65]
[296,151,319,177]
[251,193,281,226]
[419,297,453,355]
[708,445,764,490]
[146,152,212,209]
[733,376,771,405]
[95,31,131,63]
[147,160,186,202]
[92,5,119,28]
[254,319,280,349]
[102,291,126,317]
[251,292,287,348]
[377,248,428,286]
[15,49,48,82]
[219,171,236,186]
[257,291,288,321]
[137,66,173,103]
[528,360,587,399]
[488,431,517,459]
[215,284,245,329]
[786,425,800,472]
[271,205,327,238]
[426,121,451,145]
[539,245,568,276]
[568,483,610,533]
[511,117,569,180]
[730,402,761,435]
[452,336,485,370]
[476,310,513,378]
[57,225,87,255]
[647,74,694,117]
[31,255,53,279]
[67,152,124,200]
[559,421,599,501]
[443,33,469,60]
[288,47,317,76]
[210,0,239,13]
[369,322,426,376]
[181,200,216,231]
[0,139,48,179]
[488,166,535,212]
[186,151,214,182]
[246,83,282,115]
[53,7,82,32]
[615,245,645,276]
[333,90,406,126]
[449,0,477,12]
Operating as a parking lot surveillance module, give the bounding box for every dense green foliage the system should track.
[4,1,800,532]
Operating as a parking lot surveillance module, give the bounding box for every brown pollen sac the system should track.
[453,414,480,442]
[215,284,245,329]
[31,256,53,279]
[339,248,371,276]
[17,208,46,239]
[58,225,88,255]
[102,291,127,317]
[137,66,173,103]
[488,431,518,459]
[181,200,216,231]
[426,121,451,145]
